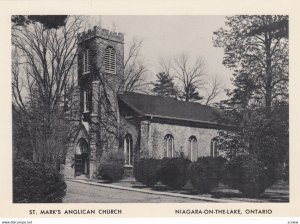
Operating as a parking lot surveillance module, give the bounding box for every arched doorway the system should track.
[75,138,90,176]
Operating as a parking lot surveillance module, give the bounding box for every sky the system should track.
[86,15,233,102]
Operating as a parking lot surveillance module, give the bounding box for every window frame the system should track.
[104,46,117,74]
[210,138,218,157]
[83,49,91,75]
[164,134,174,158]
[188,136,198,162]
[83,88,89,113]
[124,134,133,166]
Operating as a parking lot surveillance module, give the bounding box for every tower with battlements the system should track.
[65,26,125,179]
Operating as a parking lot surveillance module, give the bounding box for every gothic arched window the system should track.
[164,134,174,158]
[104,46,116,74]
[210,138,218,157]
[124,134,133,166]
[188,136,198,161]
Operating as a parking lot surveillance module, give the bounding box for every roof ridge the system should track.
[118,91,222,124]
[121,91,215,109]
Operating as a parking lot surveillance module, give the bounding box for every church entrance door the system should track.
[75,139,90,177]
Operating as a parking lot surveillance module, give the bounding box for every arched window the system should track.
[104,46,116,74]
[83,49,91,74]
[79,139,89,154]
[210,138,218,157]
[188,136,198,161]
[83,87,89,112]
[124,134,133,166]
[164,134,174,158]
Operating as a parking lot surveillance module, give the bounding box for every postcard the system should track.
[0,0,300,221]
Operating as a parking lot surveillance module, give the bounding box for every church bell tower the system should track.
[65,26,125,179]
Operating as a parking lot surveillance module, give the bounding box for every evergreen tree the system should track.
[180,83,203,102]
[152,72,178,98]
[213,15,288,117]
[213,16,289,176]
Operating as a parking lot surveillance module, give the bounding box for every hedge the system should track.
[134,158,161,187]
[13,158,66,203]
[98,162,124,182]
[98,150,125,182]
[188,156,226,194]
[159,157,191,190]
[223,155,275,198]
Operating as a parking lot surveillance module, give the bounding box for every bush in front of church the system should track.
[188,156,226,194]
[134,158,161,187]
[222,155,275,198]
[13,158,67,203]
[98,150,125,182]
[159,157,191,190]
[98,162,124,182]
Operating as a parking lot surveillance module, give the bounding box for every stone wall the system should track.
[65,26,125,179]
[146,121,219,159]
[120,116,140,164]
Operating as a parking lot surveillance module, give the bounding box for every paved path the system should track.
[63,180,208,203]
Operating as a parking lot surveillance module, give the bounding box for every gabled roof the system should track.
[118,91,221,125]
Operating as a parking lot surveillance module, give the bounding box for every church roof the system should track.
[118,91,222,125]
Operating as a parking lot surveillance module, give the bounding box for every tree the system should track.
[213,15,288,117]
[203,75,225,105]
[213,16,289,176]
[173,53,206,102]
[12,16,83,168]
[123,38,149,93]
[152,72,178,98]
[12,15,68,29]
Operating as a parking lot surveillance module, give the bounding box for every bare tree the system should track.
[123,38,149,93]
[173,53,206,102]
[12,16,83,168]
[158,57,172,76]
[203,75,225,105]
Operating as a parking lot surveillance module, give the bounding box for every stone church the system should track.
[65,26,225,179]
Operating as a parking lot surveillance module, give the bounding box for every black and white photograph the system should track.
[11,15,289,204]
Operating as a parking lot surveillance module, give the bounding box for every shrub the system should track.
[13,158,66,203]
[98,150,125,182]
[188,156,227,194]
[134,158,161,187]
[100,150,125,165]
[223,155,275,198]
[98,162,124,182]
[159,157,191,190]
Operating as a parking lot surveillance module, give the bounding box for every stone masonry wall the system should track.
[147,121,219,159]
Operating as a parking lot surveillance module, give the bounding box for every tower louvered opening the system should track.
[83,49,91,74]
[104,46,116,74]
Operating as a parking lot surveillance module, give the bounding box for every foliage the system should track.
[12,105,33,160]
[159,157,191,190]
[134,158,161,187]
[98,150,125,182]
[213,15,288,116]
[98,162,124,182]
[13,158,66,203]
[213,16,289,173]
[180,83,203,102]
[100,150,125,165]
[188,157,226,194]
[223,155,276,198]
[152,72,178,99]
[12,16,83,168]
[12,15,68,29]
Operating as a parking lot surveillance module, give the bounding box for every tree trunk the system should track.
[265,33,272,118]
